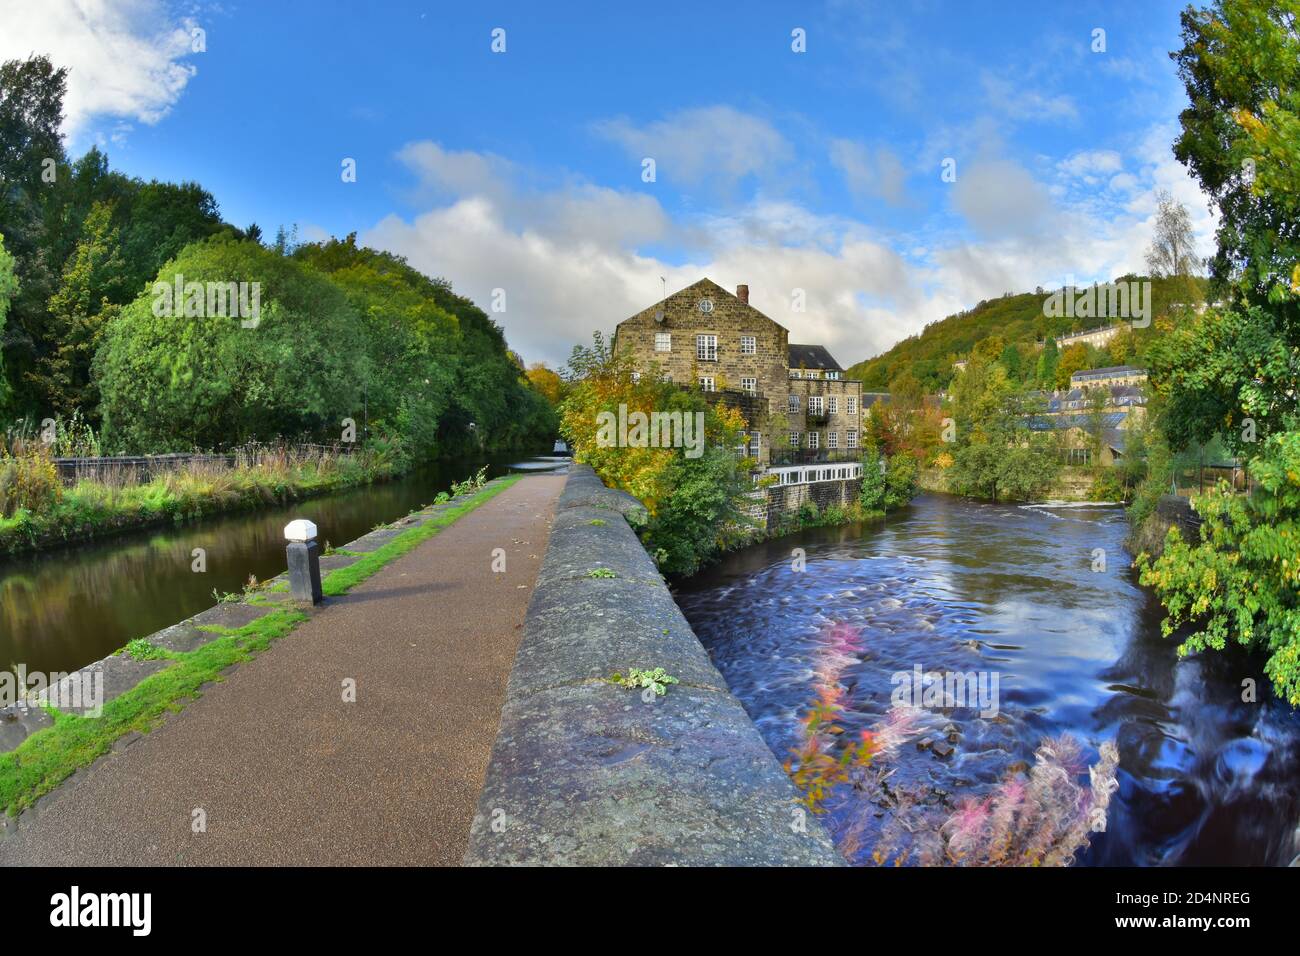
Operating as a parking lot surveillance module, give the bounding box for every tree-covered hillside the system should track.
[846,275,1210,394]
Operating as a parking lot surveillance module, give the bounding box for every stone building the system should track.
[1069,365,1147,388]
[1053,324,1121,351]
[613,278,863,524]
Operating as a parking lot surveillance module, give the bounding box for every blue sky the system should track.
[2,0,1217,368]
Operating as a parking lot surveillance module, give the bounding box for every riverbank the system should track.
[0,443,550,558]
[0,472,524,819]
[918,463,1120,503]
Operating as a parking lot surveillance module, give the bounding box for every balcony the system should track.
[805,410,830,426]
[769,449,861,467]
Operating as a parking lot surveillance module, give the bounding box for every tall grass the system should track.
[0,441,403,555]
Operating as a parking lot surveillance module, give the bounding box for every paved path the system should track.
[0,473,565,866]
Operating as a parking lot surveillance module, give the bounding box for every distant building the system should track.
[1055,324,1121,351]
[1026,377,1149,467]
[1070,365,1147,388]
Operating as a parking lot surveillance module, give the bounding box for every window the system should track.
[846,430,858,449]
[698,376,715,392]
[790,369,802,379]
[741,377,756,394]
[847,396,857,416]
[740,335,756,354]
[654,332,671,352]
[809,395,824,414]
[789,431,800,447]
[827,396,838,414]
[631,371,641,383]
[826,370,841,380]
[806,369,820,379]
[788,394,800,413]
[828,431,838,449]
[696,334,718,361]
[808,432,819,449]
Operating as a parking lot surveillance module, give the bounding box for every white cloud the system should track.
[0,0,199,139]
[981,72,1078,122]
[363,122,1219,375]
[829,139,910,207]
[951,159,1054,238]
[1057,149,1123,180]
[593,105,794,194]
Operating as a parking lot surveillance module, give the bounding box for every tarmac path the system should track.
[0,473,565,866]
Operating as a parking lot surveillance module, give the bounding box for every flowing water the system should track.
[0,454,567,677]
[674,493,1300,866]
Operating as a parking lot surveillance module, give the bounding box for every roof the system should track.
[1027,412,1129,431]
[615,277,787,333]
[1071,365,1146,379]
[788,343,844,371]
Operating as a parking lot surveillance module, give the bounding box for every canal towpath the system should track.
[0,472,566,865]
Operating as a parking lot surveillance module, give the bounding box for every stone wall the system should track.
[464,464,841,866]
[761,478,863,530]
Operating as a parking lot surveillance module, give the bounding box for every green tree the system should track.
[946,354,1060,501]
[1171,0,1300,310]
[1138,0,1300,706]
[36,201,126,413]
[0,232,16,409]
[95,237,366,452]
[1055,343,1089,390]
[1000,342,1023,381]
[1139,425,1300,705]
[1036,336,1059,388]
[0,55,69,407]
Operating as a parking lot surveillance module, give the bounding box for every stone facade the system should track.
[780,377,864,461]
[613,278,863,469]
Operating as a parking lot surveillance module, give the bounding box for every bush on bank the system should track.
[558,334,755,576]
[0,442,402,555]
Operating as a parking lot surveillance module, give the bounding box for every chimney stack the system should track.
[736,284,749,304]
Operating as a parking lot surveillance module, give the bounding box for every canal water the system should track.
[674,493,1300,866]
[0,454,567,677]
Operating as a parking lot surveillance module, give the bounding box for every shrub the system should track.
[95,237,366,452]
[0,444,61,518]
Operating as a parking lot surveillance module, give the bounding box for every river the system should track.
[674,492,1300,866]
[0,453,567,677]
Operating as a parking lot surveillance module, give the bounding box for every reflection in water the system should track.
[674,493,1300,866]
[1,455,566,676]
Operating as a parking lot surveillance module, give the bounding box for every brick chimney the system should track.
[736,284,749,304]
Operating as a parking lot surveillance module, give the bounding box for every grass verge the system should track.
[0,474,522,817]
[0,451,404,557]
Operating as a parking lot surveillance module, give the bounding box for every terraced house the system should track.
[614,278,863,523]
